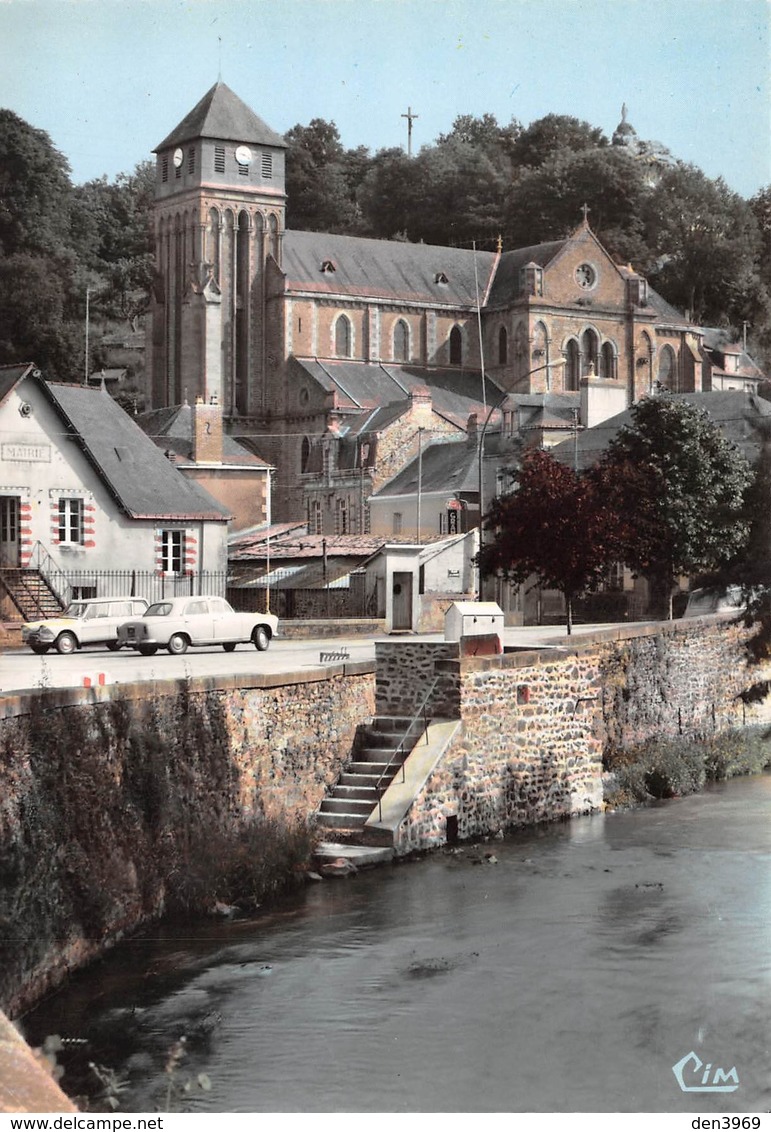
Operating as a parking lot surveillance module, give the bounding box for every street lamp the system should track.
[476,358,567,599]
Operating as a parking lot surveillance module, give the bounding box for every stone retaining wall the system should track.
[391,618,768,853]
[0,663,374,1017]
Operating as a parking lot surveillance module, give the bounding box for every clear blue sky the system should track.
[1,0,769,197]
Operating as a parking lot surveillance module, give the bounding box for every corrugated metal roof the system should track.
[155,82,286,151]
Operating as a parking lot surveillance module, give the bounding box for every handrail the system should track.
[28,542,71,607]
[374,676,439,822]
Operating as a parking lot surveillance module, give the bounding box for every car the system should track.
[682,585,744,618]
[22,596,149,655]
[117,595,279,656]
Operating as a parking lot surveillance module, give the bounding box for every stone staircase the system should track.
[0,568,63,622]
[316,715,424,835]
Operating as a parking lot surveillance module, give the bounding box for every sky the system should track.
[0,0,769,198]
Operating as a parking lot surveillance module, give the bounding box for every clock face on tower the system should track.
[172,147,184,168]
[575,263,597,289]
[235,145,253,166]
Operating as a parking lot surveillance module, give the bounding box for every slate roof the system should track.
[549,391,771,472]
[373,440,480,499]
[41,382,231,520]
[291,358,503,427]
[0,362,36,404]
[701,327,764,379]
[282,231,497,307]
[155,82,287,151]
[137,404,270,467]
[486,239,568,306]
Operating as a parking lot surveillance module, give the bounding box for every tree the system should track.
[509,113,607,170]
[478,448,627,634]
[598,396,753,618]
[0,110,73,256]
[643,164,766,329]
[284,119,365,232]
[504,146,650,262]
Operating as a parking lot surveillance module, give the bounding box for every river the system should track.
[21,773,771,1113]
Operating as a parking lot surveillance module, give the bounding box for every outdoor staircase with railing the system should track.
[316,714,427,835]
[0,568,64,622]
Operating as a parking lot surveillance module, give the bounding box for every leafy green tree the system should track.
[284,119,365,232]
[0,253,82,376]
[509,113,607,170]
[437,112,521,176]
[0,110,73,256]
[357,147,423,239]
[599,396,753,618]
[504,146,649,262]
[411,139,506,247]
[478,448,627,634]
[643,164,766,328]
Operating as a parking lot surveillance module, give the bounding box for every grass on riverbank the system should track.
[604,727,771,807]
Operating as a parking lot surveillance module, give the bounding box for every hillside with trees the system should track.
[1,105,769,382]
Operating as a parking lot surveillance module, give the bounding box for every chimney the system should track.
[410,385,433,425]
[192,394,223,464]
[467,412,478,448]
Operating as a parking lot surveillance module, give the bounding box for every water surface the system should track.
[23,774,771,1113]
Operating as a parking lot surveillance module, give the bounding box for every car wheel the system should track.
[223,642,237,652]
[56,631,78,655]
[30,644,49,655]
[252,625,270,652]
[138,645,158,657]
[106,641,122,652]
[168,633,189,655]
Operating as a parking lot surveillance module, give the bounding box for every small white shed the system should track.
[445,601,504,654]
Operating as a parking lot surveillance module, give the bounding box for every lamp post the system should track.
[476,358,567,599]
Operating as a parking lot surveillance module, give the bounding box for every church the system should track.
[149,82,761,529]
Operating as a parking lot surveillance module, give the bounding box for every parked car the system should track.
[22,597,149,655]
[117,595,279,655]
[682,585,744,618]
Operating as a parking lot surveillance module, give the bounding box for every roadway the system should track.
[0,623,623,695]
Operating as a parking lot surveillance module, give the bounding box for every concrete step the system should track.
[319,797,375,816]
[353,747,408,764]
[315,812,368,830]
[314,841,394,867]
[330,784,379,802]
[346,760,392,777]
[339,771,381,788]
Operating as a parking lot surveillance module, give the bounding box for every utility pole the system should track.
[84,285,90,385]
[402,106,419,157]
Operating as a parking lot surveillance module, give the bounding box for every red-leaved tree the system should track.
[478,448,628,634]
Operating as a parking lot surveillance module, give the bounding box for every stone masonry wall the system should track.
[0,665,374,1016]
[391,618,767,853]
[375,640,461,718]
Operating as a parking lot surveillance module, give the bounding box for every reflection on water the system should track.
[22,774,771,1113]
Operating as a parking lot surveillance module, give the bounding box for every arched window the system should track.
[335,315,352,358]
[658,345,677,391]
[581,328,599,376]
[565,340,580,391]
[498,326,508,365]
[449,325,462,365]
[393,320,409,362]
[300,437,310,473]
[205,207,220,284]
[600,341,616,381]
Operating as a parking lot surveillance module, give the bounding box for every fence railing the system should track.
[25,557,228,606]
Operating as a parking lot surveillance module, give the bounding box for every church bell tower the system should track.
[150,82,287,417]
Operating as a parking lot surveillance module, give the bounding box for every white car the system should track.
[22,597,149,655]
[117,595,279,656]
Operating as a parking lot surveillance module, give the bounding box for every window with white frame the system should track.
[161,529,184,575]
[58,498,84,544]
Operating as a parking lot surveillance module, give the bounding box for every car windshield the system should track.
[146,602,173,617]
[63,603,88,618]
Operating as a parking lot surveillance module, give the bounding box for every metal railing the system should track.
[28,542,72,607]
[375,676,439,822]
